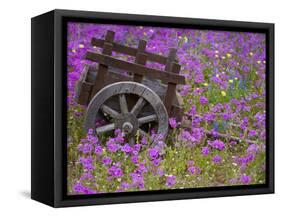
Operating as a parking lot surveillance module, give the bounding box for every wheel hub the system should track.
[115,113,139,135]
[122,122,134,134]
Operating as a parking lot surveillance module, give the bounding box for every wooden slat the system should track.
[86,51,185,85]
[90,31,114,98]
[164,63,181,113]
[165,48,177,71]
[134,40,147,82]
[91,37,167,64]
[77,82,93,105]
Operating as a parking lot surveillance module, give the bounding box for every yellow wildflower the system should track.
[71,49,76,53]
[229,79,234,83]
[221,91,226,96]
[234,77,238,80]
[257,60,261,64]
[226,53,232,58]
[79,44,84,48]
[249,52,253,56]
[203,83,208,87]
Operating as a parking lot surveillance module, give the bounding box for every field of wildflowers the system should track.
[67,22,266,195]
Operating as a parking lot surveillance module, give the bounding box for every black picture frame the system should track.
[31,9,274,207]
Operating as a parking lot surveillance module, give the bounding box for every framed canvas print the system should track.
[31,9,274,207]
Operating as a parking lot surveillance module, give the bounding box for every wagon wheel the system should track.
[84,81,169,145]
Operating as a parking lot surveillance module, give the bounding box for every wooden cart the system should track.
[75,30,186,143]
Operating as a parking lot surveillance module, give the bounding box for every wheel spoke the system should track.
[100,105,120,119]
[138,114,157,125]
[119,94,128,114]
[131,97,146,116]
[96,123,115,134]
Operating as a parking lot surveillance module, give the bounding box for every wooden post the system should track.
[91,30,114,98]
[134,40,147,83]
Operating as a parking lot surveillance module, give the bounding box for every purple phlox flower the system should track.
[77,143,84,152]
[121,143,133,153]
[114,129,125,143]
[211,103,223,113]
[166,175,176,187]
[247,144,259,154]
[169,118,177,128]
[134,143,141,152]
[102,156,112,165]
[229,178,238,184]
[82,143,93,154]
[141,137,148,145]
[239,153,255,165]
[221,112,233,120]
[240,174,251,184]
[80,172,93,181]
[201,146,210,156]
[180,84,191,96]
[87,135,99,145]
[181,130,192,141]
[187,160,195,167]
[79,156,93,166]
[212,155,222,164]
[192,127,205,143]
[157,168,164,176]
[193,87,204,95]
[94,145,103,155]
[108,165,123,178]
[208,139,225,151]
[73,182,85,193]
[130,172,144,189]
[106,139,120,152]
[204,113,216,121]
[120,182,130,189]
[152,158,161,166]
[187,166,201,175]
[131,155,139,164]
[148,148,159,160]
[188,105,197,116]
[138,162,148,173]
[192,116,203,128]
[87,128,93,135]
[199,96,208,105]
[248,130,257,137]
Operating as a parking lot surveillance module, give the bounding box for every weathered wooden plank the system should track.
[164,63,181,113]
[77,82,93,105]
[91,37,167,64]
[86,52,185,84]
[134,40,147,82]
[90,31,115,98]
[165,48,177,71]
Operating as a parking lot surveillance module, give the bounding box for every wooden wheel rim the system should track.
[84,81,169,142]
